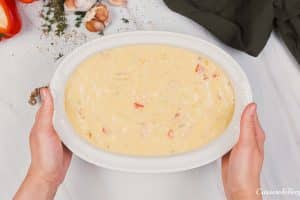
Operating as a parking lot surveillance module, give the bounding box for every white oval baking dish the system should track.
[50,31,252,173]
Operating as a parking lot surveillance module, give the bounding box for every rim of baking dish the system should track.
[50,31,252,173]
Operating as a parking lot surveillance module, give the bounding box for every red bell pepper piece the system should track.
[134,102,144,109]
[19,0,35,3]
[167,129,174,139]
[0,0,21,39]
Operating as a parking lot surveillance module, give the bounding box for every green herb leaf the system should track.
[121,18,129,23]
[55,52,64,60]
[74,11,86,28]
[74,11,86,16]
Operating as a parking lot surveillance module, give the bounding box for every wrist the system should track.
[229,189,262,200]
[26,168,59,196]
[13,169,59,200]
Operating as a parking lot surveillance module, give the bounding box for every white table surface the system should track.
[1,0,300,200]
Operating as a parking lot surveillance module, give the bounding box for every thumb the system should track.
[238,103,257,146]
[34,88,54,131]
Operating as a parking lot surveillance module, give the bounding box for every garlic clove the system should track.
[85,19,105,32]
[75,0,97,11]
[95,4,109,22]
[64,0,97,12]
[83,2,111,32]
[64,0,77,11]
[108,0,127,6]
[84,2,111,26]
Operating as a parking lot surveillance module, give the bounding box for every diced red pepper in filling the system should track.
[102,127,107,134]
[195,64,203,73]
[167,129,174,138]
[134,102,144,109]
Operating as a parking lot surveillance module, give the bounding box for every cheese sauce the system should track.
[65,44,235,156]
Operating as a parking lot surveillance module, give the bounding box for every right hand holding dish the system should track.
[222,103,265,200]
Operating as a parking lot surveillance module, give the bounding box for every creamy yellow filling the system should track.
[65,44,235,156]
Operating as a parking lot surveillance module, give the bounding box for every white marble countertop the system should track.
[1,0,300,200]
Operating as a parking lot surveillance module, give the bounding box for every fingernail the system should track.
[249,103,257,115]
[40,88,47,102]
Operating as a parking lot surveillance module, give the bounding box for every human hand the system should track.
[222,103,265,200]
[14,88,72,200]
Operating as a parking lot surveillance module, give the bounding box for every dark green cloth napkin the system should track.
[274,0,300,63]
[164,0,300,64]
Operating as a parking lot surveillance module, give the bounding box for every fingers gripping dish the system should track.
[65,44,235,156]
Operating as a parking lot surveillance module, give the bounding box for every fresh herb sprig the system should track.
[74,11,86,28]
[41,0,67,36]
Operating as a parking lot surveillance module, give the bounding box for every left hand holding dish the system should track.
[14,88,72,200]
